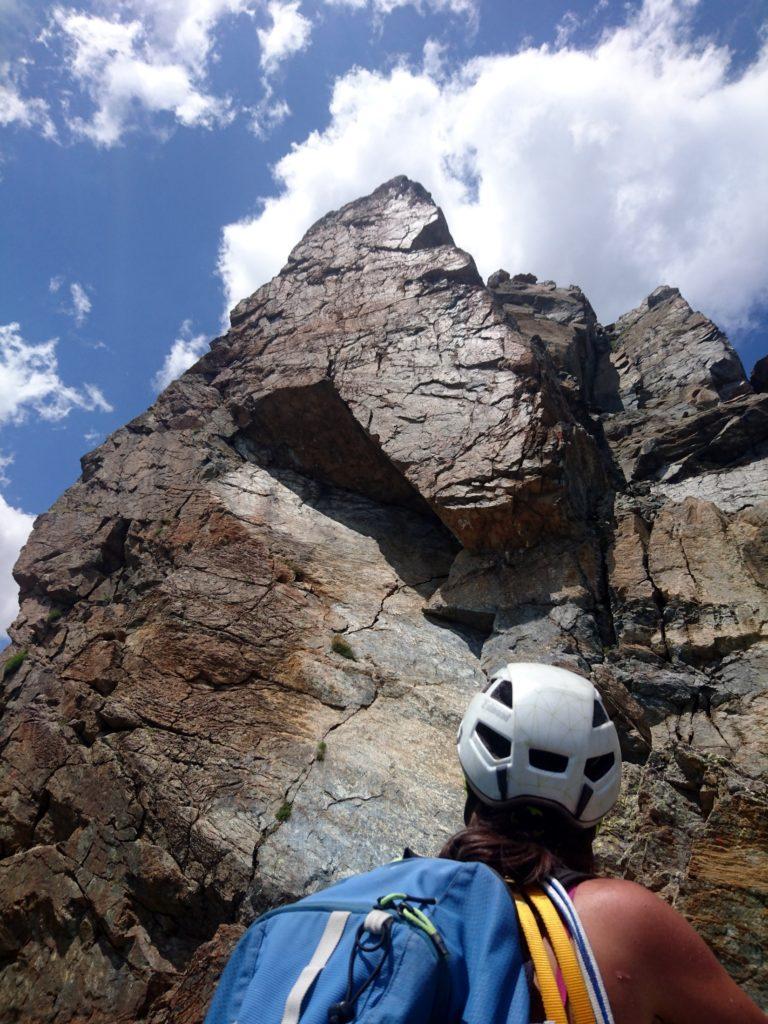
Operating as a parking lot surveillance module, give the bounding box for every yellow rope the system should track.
[525,885,596,1024]
[512,889,568,1024]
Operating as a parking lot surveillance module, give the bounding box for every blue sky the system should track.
[1,0,767,643]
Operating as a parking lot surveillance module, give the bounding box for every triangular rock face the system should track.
[598,286,766,487]
[1,178,767,1021]
[611,285,749,409]
[218,177,607,551]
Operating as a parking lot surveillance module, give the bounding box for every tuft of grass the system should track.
[316,740,327,762]
[275,801,292,823]
[47,608,63,623]
[2,649,28,679]
[331,635,356,661]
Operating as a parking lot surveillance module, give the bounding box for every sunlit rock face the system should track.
[1,177,765,1021]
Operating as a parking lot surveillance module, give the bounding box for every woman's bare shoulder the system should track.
[572,877,768,1024]
[571,877,673,958]
[573,876,725,962]
[572,876,666,918]
[573,876,659,901]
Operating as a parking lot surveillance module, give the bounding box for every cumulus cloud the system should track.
[151,319,209,391]
[125,0,254,68]
[0,322,113,423]
[0,489,34,644]
[17,0,316,144]
[48,2,254,145]
[257,1,312,75]
[0,61,55,137]
[219,0,768,333]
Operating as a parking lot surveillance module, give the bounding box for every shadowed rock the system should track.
[751,354,768,393]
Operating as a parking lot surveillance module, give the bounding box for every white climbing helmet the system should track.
[457,662,622,828]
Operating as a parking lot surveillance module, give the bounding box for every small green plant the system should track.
[2,649,28,679]
[331,635,356,660]
[275,801,292,823]
[316,740,327,762]
[47,608,63,623]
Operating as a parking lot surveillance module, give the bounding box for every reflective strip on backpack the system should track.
[542,878,615,1024]
[279,911,351,1024]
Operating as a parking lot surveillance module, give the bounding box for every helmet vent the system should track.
[476,722,512,760]
[529,749,569,773]
[491,679,513,708]
[585,751,615,781]
[592,700,608,727]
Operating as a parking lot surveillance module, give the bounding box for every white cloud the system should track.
[126,0,255,69]
[555,11,581,48]
[257,1,312,75]
[49,2,254,145]
[324,0,478,19]
[219,0,768,333]
[249,96,290,137]
[151,319,209,391]
[50,276,94,325]
[69,281,92,326]
[422,38,447,79]
[0,61,55,137]
[0,322,113,424]
[0,490,34,644]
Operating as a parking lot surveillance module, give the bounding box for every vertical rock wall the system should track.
[0,178,765,1021]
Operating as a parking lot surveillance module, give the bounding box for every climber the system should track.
[443,661,767,1024]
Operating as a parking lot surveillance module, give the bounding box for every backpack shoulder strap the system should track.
[524,885,596,1024]
[542,877,615,1024]
[511,888,568,1024]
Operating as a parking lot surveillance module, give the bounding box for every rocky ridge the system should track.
[1,177,766,1021]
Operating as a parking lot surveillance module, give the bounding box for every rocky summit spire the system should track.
[215,175,607,551]
[1,178,766,1020]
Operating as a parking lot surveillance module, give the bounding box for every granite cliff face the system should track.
[1,177,766,1021]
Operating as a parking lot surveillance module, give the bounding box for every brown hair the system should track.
[439,797,596,885]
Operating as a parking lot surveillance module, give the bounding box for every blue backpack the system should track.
[204,856,531,1024]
